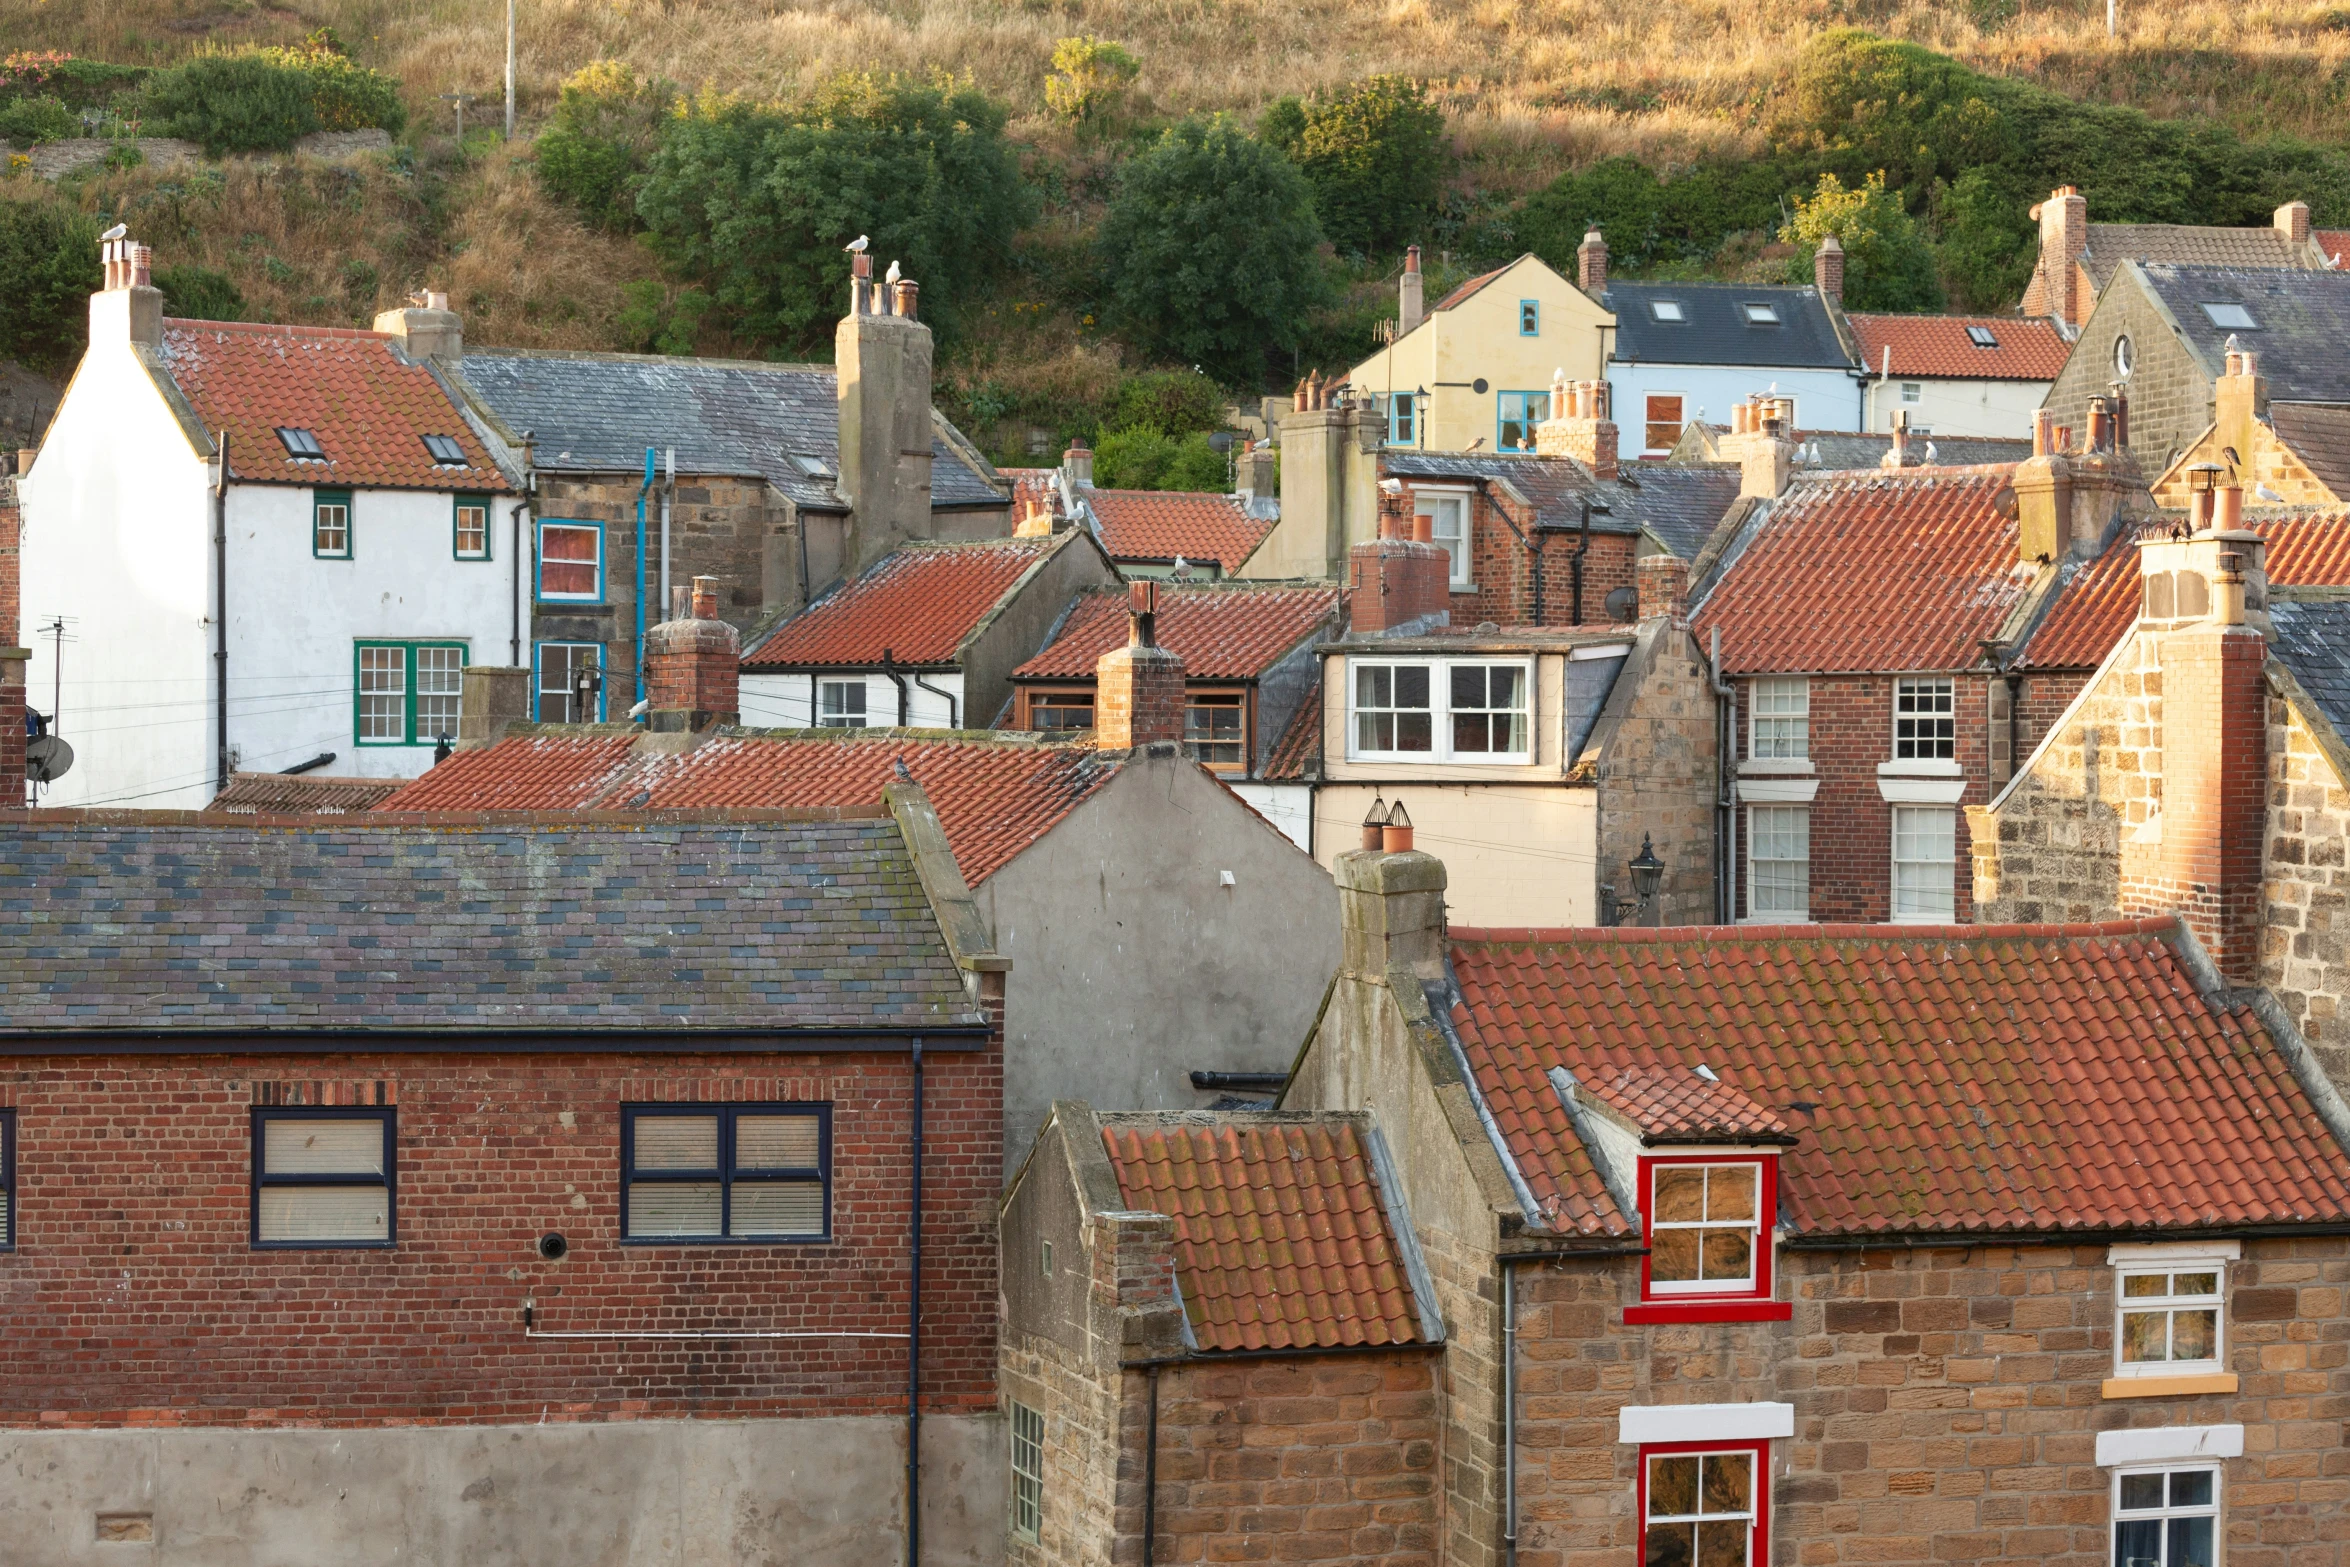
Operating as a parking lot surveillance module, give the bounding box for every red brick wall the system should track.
[1095,644,1185,749]
[0,1046,999,1426]
[1423,484,1638,630]
[0,485,19,646]
[645,617,742,721]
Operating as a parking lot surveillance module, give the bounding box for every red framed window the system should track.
[1626,1153,1791,1324]
[1638,1439,1769,1567]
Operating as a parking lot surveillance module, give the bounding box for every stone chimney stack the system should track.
[1348,487,1451,635]
[1233,440,1276,505]
[1336,842,1448,986]
[2035,186,2090,327]
[0,480,23,806]
[1636,552,1689,624]
[1578,228,1609,296]
[372,289,463,360]
[2276,200,2312,250]
[1534,371,1619,479]
[1725,396,1795,499]
[2215,346,2263,477]
[837,255,937,575]
[1881,408,1922,469]
[2013,410,2075,564]
[456,665,530,747]
[644,574,742,733]
[91,231,163,349]
[1399,246,1425,338]
[1813,233,1845,304]
[1094,581,1186,749]
[1063,444,1095,491]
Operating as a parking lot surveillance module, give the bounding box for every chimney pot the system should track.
[892,279,919,319]
[690,574,720,621]
[1380,797,1415,853]
[1359,797,1388,851]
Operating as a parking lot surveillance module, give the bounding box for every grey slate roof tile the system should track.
[2140,264,2350,404]
[1602,282,1855,370]
[1383,452,1742,560]
[2271,596,2350,745]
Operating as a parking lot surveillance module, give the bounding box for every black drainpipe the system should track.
[911,670,959,728]
[509,502,528,665]
[882,648,911,727]
[1709,628,1736,923]
[1571,495,1592,627]
[213,429,229,792]
[1142,1363,1162,1565]
[907,1034,924,1567]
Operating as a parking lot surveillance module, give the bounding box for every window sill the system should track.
[1624,1301,1793,1326]
[1738,759,1814,776]
[2101,1372,2238,1400]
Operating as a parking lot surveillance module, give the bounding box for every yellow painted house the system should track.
[1347,252,1615,454]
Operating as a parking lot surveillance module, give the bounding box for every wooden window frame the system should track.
[1643,394,1686,456]
[1626,1153,1791,1324]
[0,1107,13,1252]
[250,1107,396,1251]
[537,520,605,604]
[2110,1464,2221,1567]
[1890,805,1957,923]
[1184,689,1248,773]
[355,640,468,747]
[312,488,353,560]
[533,641,603,722]
[1010,1400,1046,1542]
[452,493,493,561]
[1745,804,1810,923]
[817,679,870,729]
[1636,1439,1771,1567]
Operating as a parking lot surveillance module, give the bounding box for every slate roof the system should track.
[1847,314,2069,381]
[455,349,1005,512]
[0,817,982,1035]
[2139,264,2350,404]
[2268,404,2350,498]
[1693,470,2028,675]
[162,320,511,492]
[1602,282,1854,370]
[2082,224,2314,292]
[203,772,405,815]
[1567,1063,1795,1145]
[1099,1111,1435,1352]
[2271,596,2350,743]
[1260,675,1324,782]
[379,730,1119,884]
[1382,451,1744,561]
[1012,584,1338,681]
[1087,489,1276,573]
[1447,920,2350,1239]
[742,535,1063,670]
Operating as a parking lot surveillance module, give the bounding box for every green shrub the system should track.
[1256,76,1447,257]
[1095,116,1328,385]
[636,73,1032,352]
[154,262,245,321]
[261,45,405,137]
[1780,171,1943,311]
[1094,426,1227,491]
[1108,369,1223,437]
[0,95,76,145]
[615,279,712,355]
[45,58,151,108]
[142,55,319,153]
[0,196,101,370]
[535,60,674,231]
[1933,168,2035,312]
[1043,36,1139,125]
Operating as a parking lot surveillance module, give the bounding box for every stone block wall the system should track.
[1593,622,1719,926]
[2262,693,2350,1085]
[2041,280,2214,471]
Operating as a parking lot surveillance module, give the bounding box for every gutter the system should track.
[0,1025,990,1054]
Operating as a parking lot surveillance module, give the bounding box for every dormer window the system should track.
[1740,303,1781,326]
[1966,325,2000,348]
[277,427,326,461]
[421,434,469,465]
[1649,1161,1760,1292]
[2200,303,2258,330]
[1649,300,1686,323]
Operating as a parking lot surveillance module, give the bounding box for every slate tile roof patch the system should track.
[2271,596,2350,743]
[1847,313,2070,381]
[2139,264,2350,404]
[1099,1112,1434,1352]
[1448,920,2350,1239]
[743,536,1062,670]
[1602,282,1853,370]
[1087,489,1276,574]
[2082,225,2313,292]
[1013,584,1340,681]
[204,773,406,815]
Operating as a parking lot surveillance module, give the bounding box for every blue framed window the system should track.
[1519,299,1540,336]
[1497,391,1551,453]
[621,1103,831,1244]
[537,519,604,603]
[0,1108,13,1251]
[356,641,466,746]
[1387,391,1419,446]
[251,1108,395,1249]
[313,489,353,559]
[534,641,605,722]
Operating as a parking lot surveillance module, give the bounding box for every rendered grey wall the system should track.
[980,750,1341,1168]
[961,535,1119,729]
[0,1414,1002,1567]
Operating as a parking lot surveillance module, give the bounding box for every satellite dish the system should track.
[1604,585,1639,621]
[26,733,73,784]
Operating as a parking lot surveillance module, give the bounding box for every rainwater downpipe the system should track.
[881,649,911,727]
[911,671,958,729]
[509,502,527,665]
[1710,627,1737,924]
[213,430,229,792]
[907,1035,925,1567]
[659,447,675,620]
[1502,1257,1519,1567]
[1571,495,1592,627]
[1142,1363,1162,1565]
[635,447,655,708]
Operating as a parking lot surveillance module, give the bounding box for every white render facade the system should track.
[1862,374,2051,440]
[738,669,967,731]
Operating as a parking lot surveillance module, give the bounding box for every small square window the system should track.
[1900,381,1922,404]
[622,1104,830,1243]
[1644,394,1686,456]
[453,495,491,560]
[1646,1161,1761,1295]
[1519,299,1541,336]
[1741,303,1781,325]
[313,489,352,559]
[1649,300,1686,322]
[1966,325,1999,348]
[2116,1266,2225,1374]
[818,679,869,729]
[1497,391,1550,453]
[1010,1401,1046,1542]
[252,1109,394,1248]
[1448,664,1527,757]
[1185,692,1246,771]
[2113,1466,2219,1567]
[2200,302,2258,330]
[1640,1443,1764,1567]
[421,433,469,465]
[1749,676,1808,760]
[535,641,603,722]
[277,427,326,461]
[1354,663,1434,756]
[538,521,603,602]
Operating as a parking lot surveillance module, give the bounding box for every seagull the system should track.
[884,259,901,285]
[1172,555,1194,581]
[2256,482,2287,504]
[844,235,869,253]
[1924,440,1939,463]
[99,222,126,241]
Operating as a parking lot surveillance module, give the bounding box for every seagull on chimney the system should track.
[99,222,127,241]
[844,235,869,253]
[884,259,902,286]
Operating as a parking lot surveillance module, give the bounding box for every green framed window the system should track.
[355,640,467,746]
[453,494,492,560]
[313,489,353,559]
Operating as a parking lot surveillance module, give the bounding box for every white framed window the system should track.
[1747,805,1809,921]
[2112,1465,2218,1567]
[1900,381,1922,404]
[1749,676,1808,761]
[1643,394,1685,456]
[1010,1401,1045,1542]
[1648,300,1686,323]
[818,679,869,728]
[1639,1443,1763,1566]
[1413,491,1471,587]
[1894,676,1955,760]
[1741,302,1781,325]
[1966,324,1999,348]
[1350,659,1532,763]
[2199,303,2257,331]
[1645,1160,1761,1296]
[1891,805,1956,921]
[2117,1265,2225,1377]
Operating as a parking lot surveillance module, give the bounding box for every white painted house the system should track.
[17,240,521,809]
[1601,280,1863,455]
[1848,313,2069,441]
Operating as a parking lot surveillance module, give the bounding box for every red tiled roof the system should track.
[1570,1063,1794,1145]
[1088,490,1275,573]
[203,772,406,814]
[743,536,1061,670]
[2314,230,2350,266]
[1846,314,2069,381]
[1694,471,2027,674]
[161,319,510,491]
[1449,920,2350,1239]
[1100,1113,1431,1352]
[1013,584,1338,681]
[1431,265,1507,313]
[2020,512,2350,670]
[379,731,1116,884]
[1260,675,1323,782]
[1002,467,1056,518]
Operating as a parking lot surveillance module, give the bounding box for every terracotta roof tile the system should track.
[1013,584,1339,681]
[1448,921,2350,1239]
[1002,467,1056,518]
[1569,1063,1794,1144]
[1431,265,1508,313]
[162,320,510,491]
[743,536,1062,670]
[1088,489,1275,573]
[203,772,406,814]
[379,730,1117,884]
[2318,230,2350,266]
[1100,1113,1432,1352]
[1693,470,2028,674]
[1846,314,2069,381]
[1260,675,1323,782]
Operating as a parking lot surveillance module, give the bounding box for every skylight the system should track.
[1649,300,1686,322]
[276,427,325,461]
[1741,303,1781,325]
[1966,325,2000,348]
[421,434,468,465]
[2201,302,2259,330]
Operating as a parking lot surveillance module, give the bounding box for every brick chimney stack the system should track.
[92,230,163,349]
[1094,581,1186,749]
[644,574,741,733]
[838,256,936,574]
[2275,200,2312,249]
[1535,371,1619,479]
[1636,552,1689,624]
[1399,246,1425,337]
[1578,227,1609,296]
[1813,233,1844,304]
[1349,487,1451,635]
[2034,186,2090,327]
[0,477,23,806]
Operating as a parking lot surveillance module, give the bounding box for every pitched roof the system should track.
[379,730,1119,884]
[1447,920,2350,1239]
[1431,264,1508,313]
[0,817,982,1035]
[2270,595,2350,743]
[1002,467,1057,518]
[2317,229,2350,266]
[2082,223,2313,292]
[1382,451,1745,561]
[1847,313,2069,381]
[2138,264,2350,403]
[1087,489,1276,573]
[1012,583,1338,681]
[1260,675,1323,782]
[455,349,1005,512]
[1099,1111,1435,1352]
[1602,282,1854,370]
[1567,1063,1795,1145]
[2268,403,2350,498]
[203,772,406,815]
[1693,470,2027,675]
[1668,427,2032,470]
[742,535,1063,670]
[162,320,510,492]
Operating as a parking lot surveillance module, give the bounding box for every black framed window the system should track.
[0,1109,13,1250]
[251,1108,395,1248]
[622,1103,830,1243]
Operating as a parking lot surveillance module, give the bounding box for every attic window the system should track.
[1966,325,2000,348]
[1741,303,1781,326]
[276,427,326,461]
[2200,303,2258,330]
[1649,300,1686,323]
[421,434,469,465]
[793,455,834,480]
